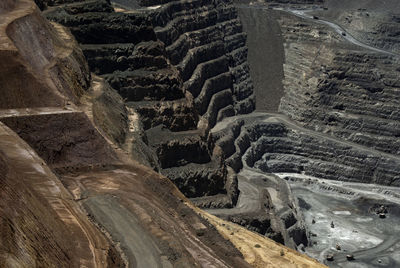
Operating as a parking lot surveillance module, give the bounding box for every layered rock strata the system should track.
[210,115,310,248]
[209,107,400,248]
[0,1,122,266]
[146,0,256,129]
[43,0,256,207]
[0,0,335,266]
[0,2,257,266]
[319,1,400,54]
[206,6,400,251]
[278,12,400,157]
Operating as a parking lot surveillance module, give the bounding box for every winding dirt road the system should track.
[285,9,399,57]
[239,4,399,57]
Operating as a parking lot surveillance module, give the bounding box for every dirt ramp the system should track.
[0,122,123,267]
[0,152,72,267]
[60,166,253,268]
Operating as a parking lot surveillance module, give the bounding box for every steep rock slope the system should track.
[42,0,256,207]
[120,0,256,204]
[36,0,321,253]
[145,0,256,129]
[205,2,400,254]
[314,0,400,55]
[129,0,255,204]
[0,122,123,268]
[35,0,400,260]
[0,1,122,266]
[0,0,89,109]
[229,4,400,187]
[0,1,327,267]
[0,1,246,267]
[210,115,310,248]
[44,0,197,132]
[278,12,400,159]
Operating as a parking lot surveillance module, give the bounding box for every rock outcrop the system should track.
[210,4,400,252]
[319,0,400,55]
[263,0,323,5]
[7,0,386,266]
[0,0,89,109]
[0,1,259,267]
[210,115,310,248]
[147,0,256,129]
[25,0,400,259]
[42,0,256,206]
[278,12,400,156]
[0,1,122,266]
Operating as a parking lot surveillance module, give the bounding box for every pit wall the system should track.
[278,11,400,156]
[43,0,256,203]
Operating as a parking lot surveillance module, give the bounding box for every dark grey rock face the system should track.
[43,0,255,207]
[277,12,400,156]
[38,0,400,253]
[147,0,256,130]
[237,7,285,112]
[264,0,322,4]
[244,123,400,186]
[204,2,400,251]
[209,102,400,248]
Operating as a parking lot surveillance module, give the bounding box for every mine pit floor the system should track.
[281,174,400,267]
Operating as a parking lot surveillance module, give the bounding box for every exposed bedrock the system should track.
[0,2,124,266]
[45,0,256,131]
[190,166,240,208]
[222,187,286,244]
[204,3,400,253]
[46,9,156,45]
[313,0,400,55]
[145,126,233,200]
[81,41,168,75]
[277,12,400,156]
[45,1,193,131]
[138,0,256,204]
[0,1,90,109]
[237,7,285,112]
[128,98,198,131]
[0,122,124,268]
[103,67,183,102]
[1,2,257,265]
[0,0,335,266]
[43,0,256,205]
[210,116,309,248]
[147,0,256,130]
[162,162,227,198]
[246,124,400,186]
[209,105,400,247]
[156,138,211,169]
[0,105,250,267]
[213,116,400,187]
[0,112,119,171]
[91,77,129,146]
[37,0,400,257]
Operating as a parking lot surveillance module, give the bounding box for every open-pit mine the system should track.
[1,0,399,267]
